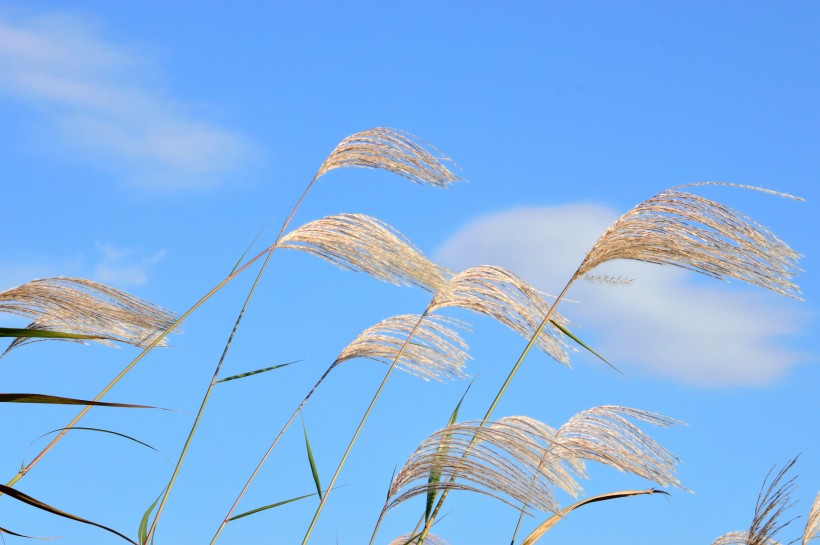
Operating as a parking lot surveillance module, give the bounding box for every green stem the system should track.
[146,175,323,542]
[416,277,577,544]
[4,245,275,493]
[209,362,338,544]
[144,250,273,543]
[301,311,431,545]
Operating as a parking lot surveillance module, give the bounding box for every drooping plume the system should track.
[577,184,801,298]
[387,406,681,515]
[429,265,570,365]
[550,406,682,489]
[711,458,799,545]
[803,493,820,545]
[335,314,470,382]
[314,128,460,188]
[387,534,448,545]
[387,418,566,514]
[0,277,178,353]
[278,214,451,292]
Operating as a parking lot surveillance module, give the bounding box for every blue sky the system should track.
[0,2,818,544]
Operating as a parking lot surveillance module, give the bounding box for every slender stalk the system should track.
[144,250,273,543]
[368,505,390,545]
[146,175,323,542]
[4,170,321,499]
[209,362,338,544]
[301,311,431,545]
[4,245,274,492]
[416,277,578,544]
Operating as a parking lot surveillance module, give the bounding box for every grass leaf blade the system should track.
[301,415,323,500]
[0,484,138,545]
[426,379,475,522]
[0,393,164,410]
[228,492,317,522]
[521,489,668,545]
[549,320,620,375]
[0,327,100,340]
[215,360,299,384]
[138,491,163,545]
[0,525,52,539]
[36,427,158,454]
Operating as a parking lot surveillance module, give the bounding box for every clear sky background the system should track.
[0,2,818,545]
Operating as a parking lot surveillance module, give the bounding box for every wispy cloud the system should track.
[93,242,165,288]
[436,205,807,387]
[0,11,255,190]
[0,242,163,295]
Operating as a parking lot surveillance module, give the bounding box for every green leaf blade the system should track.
[301,415,323,500]
[0,484,137,545]
[215,361,299,384]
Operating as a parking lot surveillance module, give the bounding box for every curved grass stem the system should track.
[209,362,338,544]
[300,310,431,545]
[3,245,276,493]
[144,176,323,543]
[415,277,577,544]
[143,249,273,543]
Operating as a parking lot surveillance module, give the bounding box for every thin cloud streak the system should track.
[0,12,254,190]
[94,242,165,288]
[435,205,805,387]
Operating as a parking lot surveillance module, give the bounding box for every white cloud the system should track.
[93,242,165,288]
[435,205,806,387]
[0,12,254,190]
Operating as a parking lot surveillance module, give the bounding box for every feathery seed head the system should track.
[388,406,681,516]
[711,457,800,545]
[387,534,448,545]
[551,406,683,489]
[315,127,460,187]
[388,419,566,515]
[803,492,820,545]
[335,314,470,382]
[430,266,571,365]
[278,214,451,292]
[577,185,802,298]
[0,277,178,353]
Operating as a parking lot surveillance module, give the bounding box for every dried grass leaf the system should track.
[577,186,801,298]
[278,214,451,292]
[335,315,470,382]
[803,492,820,545]
[429,266,570,365]
[315,127,460,187]
[0,277,178,353]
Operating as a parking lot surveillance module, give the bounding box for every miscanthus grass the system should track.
[2,129,813,545]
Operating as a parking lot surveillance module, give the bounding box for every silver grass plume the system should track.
[429,265,570,365]
[711,458,799,545]
[278,214,451,292]
[387,418,566,514]
[576,184,801,298]
[0,277,178,352]
[488,416,586,498]
[335,314,469,382]
[314,128,460,187]
[387,534,448,545]
[711,532,781,545]
[550,406,682,489]
[803,493,820,545]
[387,406,680,515]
